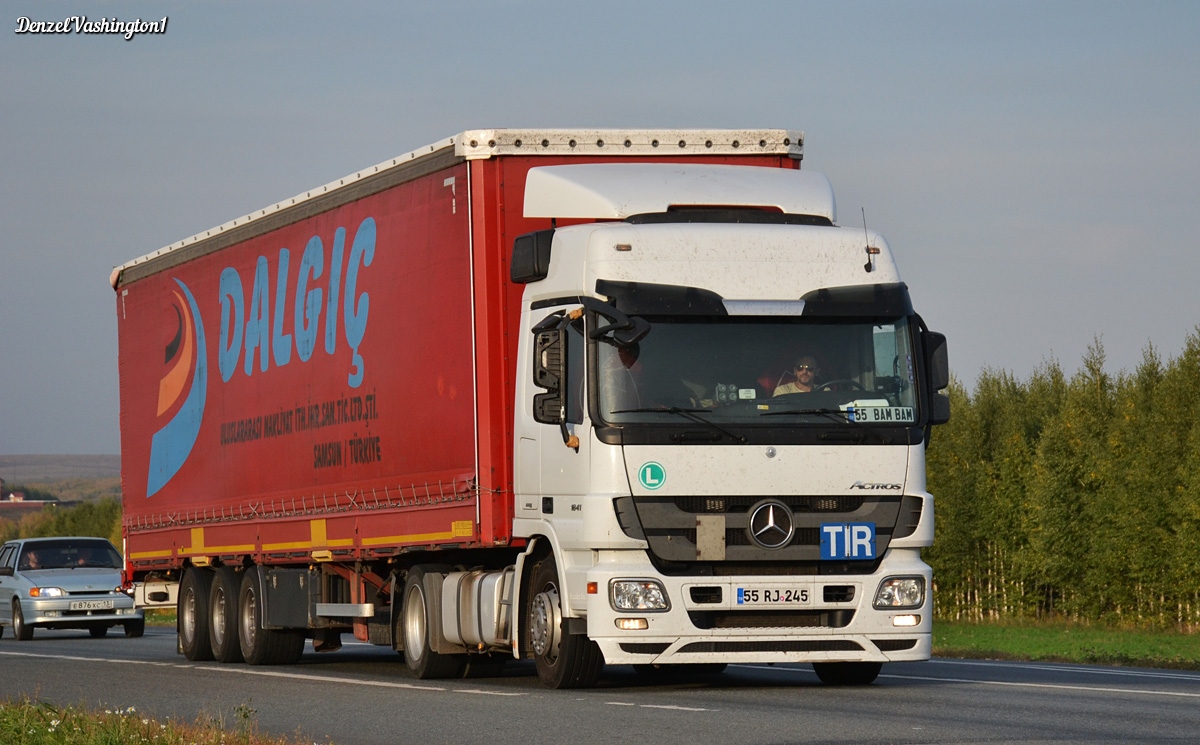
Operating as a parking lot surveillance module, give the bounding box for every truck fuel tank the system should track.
[441,568,514,650]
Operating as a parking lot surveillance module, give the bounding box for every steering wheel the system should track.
[817,379,865,393]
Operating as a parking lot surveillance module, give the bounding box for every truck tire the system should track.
[238,566,305,665]
[812,661,882,686]
[401,566,464,679]
[179,567,214,661]
[209,566,244,662]
[528,555,603,689]
[13,601,33,641]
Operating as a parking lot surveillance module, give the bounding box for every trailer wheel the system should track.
[178,568,214,661]
[528,555,603,689]
[812,661,882,686]
[12,601,33,641]
[238,566,305,665]
[209,566,244,662]
[401,566,464,679]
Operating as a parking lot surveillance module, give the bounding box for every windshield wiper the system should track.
[611,407,748,444]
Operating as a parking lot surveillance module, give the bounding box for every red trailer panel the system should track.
[119,160,481,567]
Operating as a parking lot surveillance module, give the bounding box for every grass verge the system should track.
[934,619,1200,670]
[0,696,325,745]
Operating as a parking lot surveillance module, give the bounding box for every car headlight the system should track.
[610,579,670,611]
[873,577,924,609]
[30,587,66,598]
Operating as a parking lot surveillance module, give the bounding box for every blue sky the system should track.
[2,1,1197,454]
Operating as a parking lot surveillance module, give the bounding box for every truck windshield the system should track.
[597,316,919,425]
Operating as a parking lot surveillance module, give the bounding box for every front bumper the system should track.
[586,550,931,665]
[22,595,142,629]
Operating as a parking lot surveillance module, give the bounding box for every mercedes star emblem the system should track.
[748,499,795,549]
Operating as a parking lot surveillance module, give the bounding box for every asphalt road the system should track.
[2,627,1198,744]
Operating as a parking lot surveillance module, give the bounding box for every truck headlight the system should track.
[873,577,924,609]
[610,579,670,611]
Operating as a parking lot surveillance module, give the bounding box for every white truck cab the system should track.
[509,162,948,686]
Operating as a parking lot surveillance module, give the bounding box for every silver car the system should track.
[0,537,144,640]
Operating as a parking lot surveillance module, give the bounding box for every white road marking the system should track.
[877,672,1200,699]
[730,663,1200,699]
[0,650,461,694]
[1,649,722,710]
[606,702,714,711]
[927,658,1200,682]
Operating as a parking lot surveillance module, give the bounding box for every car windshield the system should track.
[597,315,919,425]
[19,539,122,570]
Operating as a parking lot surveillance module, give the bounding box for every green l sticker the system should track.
[639,461,666,490]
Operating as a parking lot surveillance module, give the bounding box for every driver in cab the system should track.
[773,355,821,396]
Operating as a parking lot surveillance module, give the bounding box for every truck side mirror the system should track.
[922,331,949,391]
[532,328,565,425]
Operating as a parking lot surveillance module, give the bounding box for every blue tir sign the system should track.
[820,522,876,560]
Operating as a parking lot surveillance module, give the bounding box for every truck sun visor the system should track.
[799,282,913,317]
[595,279,727,316]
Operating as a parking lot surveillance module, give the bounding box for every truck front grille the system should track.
[618,494,921,571]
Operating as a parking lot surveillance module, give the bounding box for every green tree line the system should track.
[927,330,1200,631]
[0,497,121,547]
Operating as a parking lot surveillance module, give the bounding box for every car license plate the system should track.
[69,599,114,611]
[736,586,811,606]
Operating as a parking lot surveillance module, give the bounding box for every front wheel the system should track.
[89,624,108,638]
[13,601,33,641]
[124,619,145,638]
[528,554,603,689]
[812,661,882,686]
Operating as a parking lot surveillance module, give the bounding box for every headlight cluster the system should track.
[30,587,66,598]
[610,579,669,611]
[873,577,924,609]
